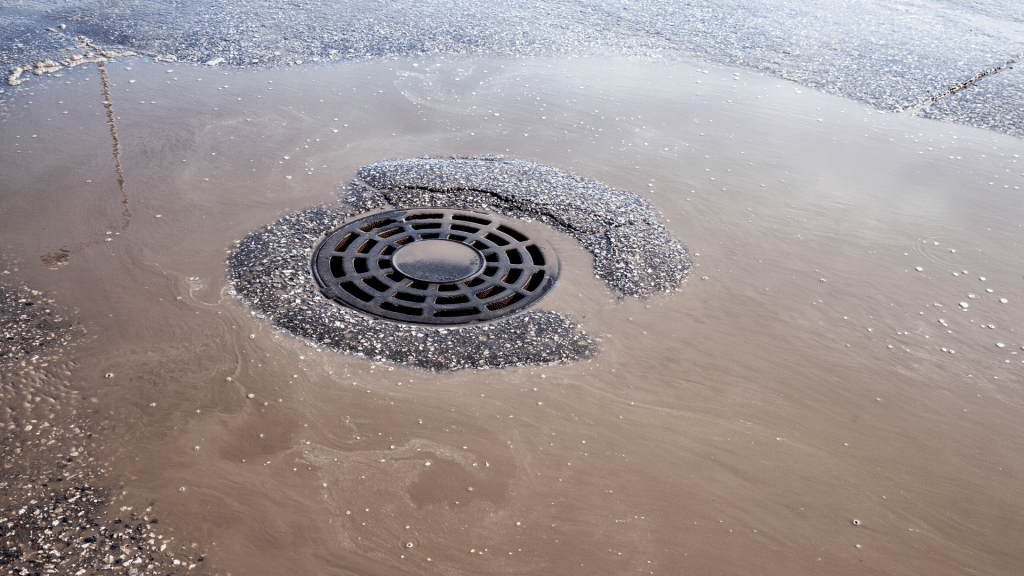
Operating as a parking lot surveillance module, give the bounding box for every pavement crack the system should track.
[40,60,131,267]
[375,185,607,236]
[98,60,130,225]
[900,54,1023,112]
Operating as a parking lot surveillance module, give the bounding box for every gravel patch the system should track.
[0,281,83,371]
[0,423,208,576]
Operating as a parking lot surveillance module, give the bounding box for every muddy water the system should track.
[2,56,1023,575]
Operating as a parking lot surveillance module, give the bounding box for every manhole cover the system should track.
[311,208,560,325]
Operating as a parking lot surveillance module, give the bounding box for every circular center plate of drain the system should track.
[311,208,560,325]
[392,239,484,283]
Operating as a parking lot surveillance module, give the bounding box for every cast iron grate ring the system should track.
[311,208,560,325]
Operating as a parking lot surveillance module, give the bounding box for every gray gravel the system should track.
[0,414,208,575]
[3,0,1024,136]
[0,281,83,370]
[228,158,689,370]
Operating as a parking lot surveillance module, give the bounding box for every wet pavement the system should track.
[2,4,1024,576]
[3,0,1024,137]
[921,63,1024,138]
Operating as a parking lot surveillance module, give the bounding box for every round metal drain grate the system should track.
[311,208,560,325]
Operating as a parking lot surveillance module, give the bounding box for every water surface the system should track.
[1,55,1023,575]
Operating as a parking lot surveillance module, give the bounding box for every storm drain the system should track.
[311,208,559,325]
[229,157,688,369]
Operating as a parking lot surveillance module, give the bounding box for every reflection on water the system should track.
[1,55,1023,575]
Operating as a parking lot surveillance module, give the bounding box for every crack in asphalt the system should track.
[39,59,131,268]
[98,60,128,216]
[902,53,1023,113]
[374,185,595,236]
[347,158,690,299]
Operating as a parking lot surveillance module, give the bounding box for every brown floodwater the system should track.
[1,55,1023,575]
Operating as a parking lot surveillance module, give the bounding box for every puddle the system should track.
[1,54,1023,575]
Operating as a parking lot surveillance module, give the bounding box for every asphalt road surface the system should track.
[3,0,1024,137]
